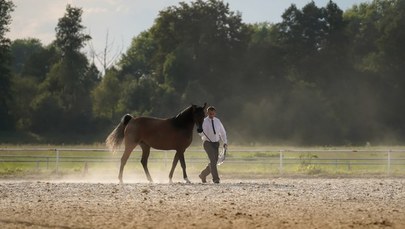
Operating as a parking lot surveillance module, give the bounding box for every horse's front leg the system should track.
[169,152,179,184]
[178,150,191,183]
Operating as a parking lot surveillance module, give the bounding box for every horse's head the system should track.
[193,103,207,133]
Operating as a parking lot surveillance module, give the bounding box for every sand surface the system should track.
[1,178,404,228]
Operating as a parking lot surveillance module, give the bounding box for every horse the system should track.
[106,103,207,184]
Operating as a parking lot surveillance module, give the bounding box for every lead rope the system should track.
[202,131,213,142]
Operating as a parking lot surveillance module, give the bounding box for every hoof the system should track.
[184,178,191,184]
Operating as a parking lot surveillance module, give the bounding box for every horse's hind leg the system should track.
[169,153,180,184]
[178,150,191,183]
[140,143,153,183]
[119,142,136,184]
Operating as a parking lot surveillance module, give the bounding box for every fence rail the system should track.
[1,148,405,175]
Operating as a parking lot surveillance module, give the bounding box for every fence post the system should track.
[165,150,168,169]
[83,162,89,175]
[387,149,391,175]
[55,149,60,174]
[279,150,283,175]
[335,159,338,173]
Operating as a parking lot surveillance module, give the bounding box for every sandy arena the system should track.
[0,178,404,228]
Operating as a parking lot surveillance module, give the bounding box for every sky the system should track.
[8,0,370,62]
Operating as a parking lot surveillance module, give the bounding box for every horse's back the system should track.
[129,116,169,128]
[125,116,191,150]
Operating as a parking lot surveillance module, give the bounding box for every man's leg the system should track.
[199,142,211,183]
[199,141,220,183]
[205,141,220,183]
[199,164,209,183]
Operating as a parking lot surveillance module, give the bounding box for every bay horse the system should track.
[106,103,207,184]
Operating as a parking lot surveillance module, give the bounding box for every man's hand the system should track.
[223,144,228,149]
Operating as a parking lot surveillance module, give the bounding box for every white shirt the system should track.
[199,116,227,144]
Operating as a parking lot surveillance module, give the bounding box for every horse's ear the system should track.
[203,102,207,109]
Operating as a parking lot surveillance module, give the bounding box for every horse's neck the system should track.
[172,107,194,129]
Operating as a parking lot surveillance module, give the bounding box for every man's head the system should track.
[207,106,216,119]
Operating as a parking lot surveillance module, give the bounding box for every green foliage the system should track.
[22,44,59,81]
[3,0,405,145]
[55,4,91,56]
[30,5,97,134]
[30,92,64,132]
[0,0,15,131]
[10,38,43,74]
[149,0,249,95]
[92,68,121,120]
[10,75,38,130]
[119,31,156,79]
[118,77,156,115]
[0,0,14,41]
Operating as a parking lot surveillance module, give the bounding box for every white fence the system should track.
[1,148,405,175]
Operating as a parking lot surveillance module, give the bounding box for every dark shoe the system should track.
[199,174,207,183]
[213,180,220,184]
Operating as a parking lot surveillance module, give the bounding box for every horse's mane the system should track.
[171,105,194,129]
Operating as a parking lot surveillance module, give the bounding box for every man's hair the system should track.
[207,106,216,112]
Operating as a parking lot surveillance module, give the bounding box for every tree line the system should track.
[1,0,405,145]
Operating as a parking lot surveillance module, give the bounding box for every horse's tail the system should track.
[105,114,133,154]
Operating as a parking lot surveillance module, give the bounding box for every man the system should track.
[197,106,228,183]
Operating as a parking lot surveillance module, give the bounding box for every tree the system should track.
[110,0,249,119]
[55,4,91,56]
[371,0,405,139]
[241,23,287,99]
[118,31,157,80]
[6,0,405,144]
[151,0,249,97]
[118,76,160,116]
[0,0,15,130]
[88,30,124,74]
[22,43,59,81]
[342,0,405,142]
[277,1,330,69]
[10,38,43,75]
[32,4,97,133]
[92,68,122,120]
